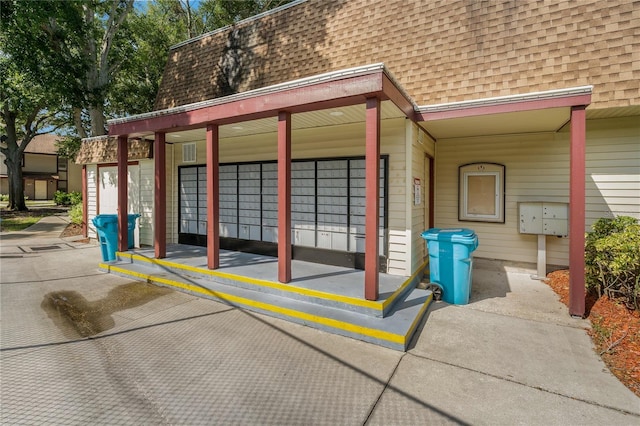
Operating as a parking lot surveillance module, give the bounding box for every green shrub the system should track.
[585,216,640,310]
[68,191,82,206]
[53,190,81,206]
[69,203,83,225]
[53,190,70,205]
[0,194,8,202]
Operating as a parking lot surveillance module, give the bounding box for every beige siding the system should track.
[585,116,640,225]
[23,154,56,174]
[409,123,436,273]
[167,118,411,275]
[67,162,83,193]
[167,144,177,244]
[435,116,640,266]
[86,165,98,239]
[138,160,155,246]
[435,132,571,266]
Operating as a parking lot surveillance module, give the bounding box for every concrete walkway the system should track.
[1,216,638,424]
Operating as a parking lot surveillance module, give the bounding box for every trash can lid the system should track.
[92,214,119,228]
[421,228,477,243]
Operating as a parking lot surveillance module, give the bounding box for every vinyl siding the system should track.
[585,116,640,224]
[409,123,436,273]
[86,165,98,239]
[435,115,640,267]
[138,160,154,246]
[435,132,571,266]
[167,117,411,275]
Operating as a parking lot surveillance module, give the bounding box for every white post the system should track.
[534,234,547,280]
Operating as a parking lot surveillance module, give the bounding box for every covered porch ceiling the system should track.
[418,107,571,139]
[128,101,406,143]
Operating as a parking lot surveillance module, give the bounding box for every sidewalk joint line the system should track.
[362,353,410,426]
[407,352,640,418]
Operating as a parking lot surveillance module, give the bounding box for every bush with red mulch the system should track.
[545,270,640,397]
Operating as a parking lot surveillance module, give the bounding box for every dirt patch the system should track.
[545,270,640,397]
[60,223,83,238]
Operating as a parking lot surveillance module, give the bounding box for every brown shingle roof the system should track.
[155,0,639,111]
[24,134,60,155]
[75,137,153,164]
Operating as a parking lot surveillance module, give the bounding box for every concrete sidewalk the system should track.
[1,216,639,424]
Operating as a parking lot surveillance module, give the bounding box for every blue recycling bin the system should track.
[421,228,479,305]
[92,214,140,261]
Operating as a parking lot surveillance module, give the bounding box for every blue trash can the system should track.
[92,214,140,261]
[421,228,479,305]
[127,214,140,249]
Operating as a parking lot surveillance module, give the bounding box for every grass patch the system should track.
[0,215,44,232]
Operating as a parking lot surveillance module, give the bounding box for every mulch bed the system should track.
[60,223,83,238]
[545,270,640,397]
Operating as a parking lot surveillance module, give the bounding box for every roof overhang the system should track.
[417,86,593,139]
[108,64,416,137]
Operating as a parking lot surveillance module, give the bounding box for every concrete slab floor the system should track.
[1,217,639,424]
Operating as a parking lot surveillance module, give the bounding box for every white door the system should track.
[35,180,48,200]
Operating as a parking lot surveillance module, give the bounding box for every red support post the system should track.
[569,105,587,317]
[365,97,380,301]
[81,165,88,238]
[154,132,167,259]
[278,111,292,283]
[206,124,220,269]
[117,135,129,252]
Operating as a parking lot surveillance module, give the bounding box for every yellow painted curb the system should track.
[100,262,416,346]
[116,252,428,313]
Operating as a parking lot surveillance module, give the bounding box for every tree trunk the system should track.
[5,151,27,211]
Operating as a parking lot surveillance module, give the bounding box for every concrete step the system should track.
[115,251,421,318]
[100,260,432,351]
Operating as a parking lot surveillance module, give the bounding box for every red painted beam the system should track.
[569,105,587,317]
[418,94,592,121]
[382,74,417,121]
[109,74,384,136]
[206,124,220,269]
[117,135,129,251]
[365,97,380,301]
[154,132,167,259]
[81,165,88,238]
[278,111,292,283]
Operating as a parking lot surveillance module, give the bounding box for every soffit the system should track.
[419,107,570,140]
[151,101,403,143]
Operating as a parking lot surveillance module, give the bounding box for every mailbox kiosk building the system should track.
[78,0,639,338]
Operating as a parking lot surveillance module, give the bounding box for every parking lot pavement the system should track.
[1,217,638,425]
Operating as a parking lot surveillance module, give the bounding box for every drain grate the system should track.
[29,245,62,251]
[17,243,74,253]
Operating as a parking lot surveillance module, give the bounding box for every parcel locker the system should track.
[238,164,261,241]
[219,165,238,237]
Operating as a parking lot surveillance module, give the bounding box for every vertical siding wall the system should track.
[408,123,436,273]
[86,165,98,239]
[435,132,571,266]
[434,116,640,266]
[138,160,154,246]
[585,116,640,225]
[84,161,154,246]
[167,118,412,275]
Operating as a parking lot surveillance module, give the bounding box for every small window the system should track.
[57,156,67,171]
[182,143,197,163]
[459,162,505,223]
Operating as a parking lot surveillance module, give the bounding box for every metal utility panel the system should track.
[519,202,568,236]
